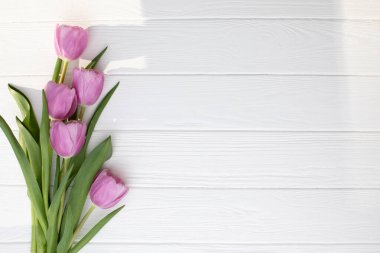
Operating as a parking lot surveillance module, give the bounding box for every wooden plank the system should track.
[1,187,380,243]
[1,75,380,131]
[2,130,380,188]
[1,243,380,253]
[1,0,380,22]
[0,20,380,76]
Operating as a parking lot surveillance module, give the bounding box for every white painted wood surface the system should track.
[1,20,380,76]
[3,131,380,188]
[2,76,380,131]
[2,187,380,243]
[2,243,380,253]
[0,1,380,252]
[1,0,380,21]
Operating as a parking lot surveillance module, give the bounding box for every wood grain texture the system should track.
[0,20,380,76]
[1,0,380,22]
[2,75,380,131]
[1,0,380,251]
[1,243,380,253]
[1,187,380,243]
[2,131,380,188]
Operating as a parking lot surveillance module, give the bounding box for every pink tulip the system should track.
[72,68,104,106]
[55,24,88,61]
[45,81,77,120]
[90,169,128,209]
[50,121,87,157]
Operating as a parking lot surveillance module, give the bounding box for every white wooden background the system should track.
[1,0,380,252]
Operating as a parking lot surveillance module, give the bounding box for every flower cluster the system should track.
[48,25,128,209]
[0,24,128,253]
[48,25,98,157]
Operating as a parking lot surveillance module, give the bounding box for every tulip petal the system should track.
[45,81,77,120]
[50,121,86,158]
[73,68,104,106]
[90,169,128,209]
[55,24,88,61]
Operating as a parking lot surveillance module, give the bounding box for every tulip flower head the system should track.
[50,121,87,157]
[73,68,104,106]
[90,169,128,209]
[55,24,88,61]
[45,81,77,120]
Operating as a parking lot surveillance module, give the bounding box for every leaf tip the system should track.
[8,83,15,90]
[105,136,112,146]
[111,82,120,92]
[15,116,22,124]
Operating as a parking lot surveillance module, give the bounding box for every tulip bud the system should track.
[90,169,128,209]
[72,68,105,106]
[50,121,86,157]
[45,81,77,120]
[55,24,88,61]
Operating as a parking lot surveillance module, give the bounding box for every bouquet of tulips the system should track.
[0,25,128,253]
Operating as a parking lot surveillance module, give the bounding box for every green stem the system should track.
[58,60,69,84]
[57,158,69,231]
[35,220,46,253]
[70,205,96,246]
[31,208,37,253]
[77,105,86,121]
[52,58,63,83]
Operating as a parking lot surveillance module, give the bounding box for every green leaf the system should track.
[40,91,52,212]
[52,58,63,83]
[85,46,108,70]
[69,82,119,175]
[0,115,47,233]
[85,83,118,151]
[57,206,74,253]
[8,84,39,141]
[32,207,46,253]
[35,219,47,252]
[52,155,61,198]
[16,117,42,185]
[46,166,72,253]
[69,206,125,253]
[57,137,113,253]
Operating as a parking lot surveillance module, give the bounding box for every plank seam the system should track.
[5,73,380,78]
[7,129,380,133]
[3,185,380,190]
[2,18,380,24]
[2,242,380,246]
